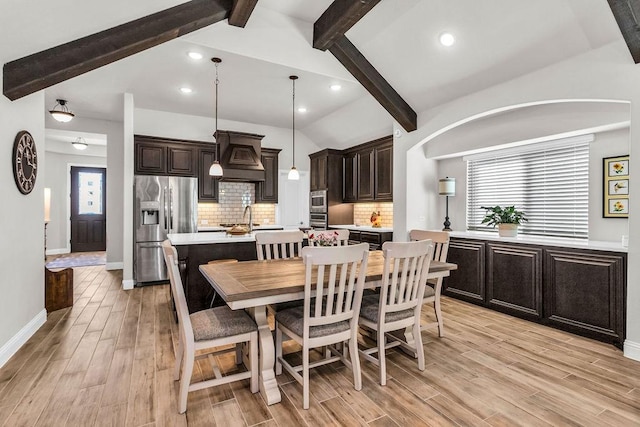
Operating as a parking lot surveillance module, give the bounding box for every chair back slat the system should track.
[161,240,194,344]
[255,230,304,261]
[309,229,350,246]
[301,244,369,334]
[379,240,433,316]
[409,230,450,263]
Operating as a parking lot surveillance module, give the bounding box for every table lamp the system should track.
[438,177,455,231]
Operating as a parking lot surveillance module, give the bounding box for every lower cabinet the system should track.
[486,243,543,320]
[444,237,626,348]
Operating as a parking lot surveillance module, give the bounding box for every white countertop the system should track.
[197,225,284,232]
[169,232,258,245]
[449,231,628,253]
[330,224,394,233]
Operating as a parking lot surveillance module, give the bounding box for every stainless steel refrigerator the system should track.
[134,175,197,284]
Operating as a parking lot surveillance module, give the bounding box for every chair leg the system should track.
[302,345,310,410]
[275,325,283,375]
[434,298,444,337]
[235,343,243,365]
[250,332,259,393]
[349,334,362,391]
[413,320,425,371]
[174,336,184,381]
[178,352,194,414]
[378,329,386,386]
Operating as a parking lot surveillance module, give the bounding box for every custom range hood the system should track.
[216,130,265,181]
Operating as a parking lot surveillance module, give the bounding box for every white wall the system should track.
[0,90,46,366]
[393,41,640,359]
[43,151,107,253]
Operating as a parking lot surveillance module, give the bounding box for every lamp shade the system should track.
[49,99,74,123]
[287,166,300,180]
[438,177,456,196]
[209,161,223,176]
[72,137,88,150]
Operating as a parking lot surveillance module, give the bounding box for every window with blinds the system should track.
[466,136,591,239]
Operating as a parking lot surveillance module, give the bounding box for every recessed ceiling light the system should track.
[439,32,455,47]
[180,87,193,94]
[188,51,203,60]
[330,84,342,91]
[297,107,307,113]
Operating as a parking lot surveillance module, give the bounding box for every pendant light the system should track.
[71,137,88,150]
[49,99,75,122]
[288,75,300,180]
[209,57,223,177]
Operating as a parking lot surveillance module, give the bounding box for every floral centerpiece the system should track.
[308,231,338,246]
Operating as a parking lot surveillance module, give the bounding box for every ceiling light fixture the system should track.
[72,137,88,150]
[180,87,193,94]
[297,107,307,113]
[439,32,455,47]
[330,84,342,91]
[49,99,75,123]
[188,51,203,60]
[288,75,300,181]
[209,57,223,177]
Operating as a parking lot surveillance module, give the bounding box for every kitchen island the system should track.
[169,231,272,312]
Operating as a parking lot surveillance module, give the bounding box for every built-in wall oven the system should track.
[309,212,328,230]
[310,190,328,213]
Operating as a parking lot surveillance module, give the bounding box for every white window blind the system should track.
[466,138,590,239]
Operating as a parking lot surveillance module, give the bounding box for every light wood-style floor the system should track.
[1,265,639,426]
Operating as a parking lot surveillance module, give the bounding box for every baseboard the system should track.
[46,248,69,256]
[106,262,124,270]
[0,309,47,368]
[122,279,135,290]
[624,340,640,361]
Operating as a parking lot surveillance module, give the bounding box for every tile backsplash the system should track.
[198,182,276,225]
[353,202,393,228]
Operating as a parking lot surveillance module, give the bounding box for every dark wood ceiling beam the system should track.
[313,0,381,51]
[228,0,258,27]
[329,36,417,132]
[3,0,233,101]
[608,0,640,63]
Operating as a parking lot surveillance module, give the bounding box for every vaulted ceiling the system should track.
[1,0,627,149]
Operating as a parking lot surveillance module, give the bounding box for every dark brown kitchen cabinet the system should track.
[135,141,166,175]
[544,248,625,346]
[167,145,196,176]
[256,148,281,203]
[134,135,196,177]
[486,243,543,321]
[309,150,344,206]
[198,148,219,202]
[443,239,485,304]
[357,148,375,201]
[343,152,357,202]
[374,142,393,201]
[444,237,627,348]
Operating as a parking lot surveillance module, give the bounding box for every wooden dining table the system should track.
[199,250,457,405]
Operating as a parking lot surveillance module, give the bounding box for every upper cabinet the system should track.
[256,148,281,203]
[309,149,344,203]
[134,135,197,177]
[342,135,393,202]
[198,148,219,202]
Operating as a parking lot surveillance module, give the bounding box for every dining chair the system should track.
[409,229,450,337]
[358,239,434,385]
[161,240,259,414]
[255,230,304,260]
[308,229,350,246]
[275,243,369,409]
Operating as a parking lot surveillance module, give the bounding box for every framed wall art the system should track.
[603,155,629,218]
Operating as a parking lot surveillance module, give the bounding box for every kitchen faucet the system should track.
[243,205,253,232]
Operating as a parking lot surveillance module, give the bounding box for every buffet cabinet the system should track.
[444,237,626,348]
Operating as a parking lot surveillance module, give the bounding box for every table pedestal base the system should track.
[249,306,281,405]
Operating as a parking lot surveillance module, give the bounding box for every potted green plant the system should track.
[481,205,527,237]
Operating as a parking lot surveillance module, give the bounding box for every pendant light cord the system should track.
[214,61,219,163]
[292,77,296,168]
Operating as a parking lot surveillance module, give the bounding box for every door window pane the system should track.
[78,172,103,215]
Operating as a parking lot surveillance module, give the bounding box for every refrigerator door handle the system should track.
[169,187,174,232]
[163,186,169,231]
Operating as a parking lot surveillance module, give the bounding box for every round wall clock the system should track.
[12,130,38,195]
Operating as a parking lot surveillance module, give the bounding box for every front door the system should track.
[71,166,106,252]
